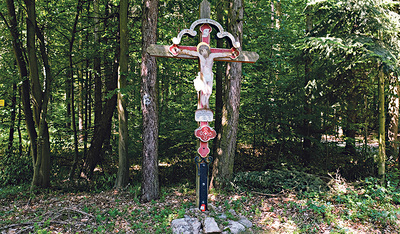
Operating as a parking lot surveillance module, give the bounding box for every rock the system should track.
[238,216,253,228]
[208,203,217,212]
[228,209,237,217]
[222,220,246,234]
[189,208,201,215]
[171,217,201,234]
[204,217,221,233]
[218,213,227,219]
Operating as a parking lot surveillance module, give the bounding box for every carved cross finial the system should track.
[200,0,211,19]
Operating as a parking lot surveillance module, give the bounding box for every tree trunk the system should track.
[213,0,226,158]
[388,74,399,157]
[210,0,243,189]
[8,82,17,152]
[141,0,160,202]
[6,0,37,161]
[82,39,118,178]
[83,93,117,178]
[24,0,52,190]
[302,13,313,164]
[93,0,102,134]
[81,0,119,178]
[68,0,83,180]
[78,46,84,142]
[18,101,23,156]
[115,0,130,189]
[102,1,115,153]
[344,93,357,156]
[35,15,53,190]
[378,68,386,184]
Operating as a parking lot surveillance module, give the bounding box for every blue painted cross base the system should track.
[195,155,213,211]
[199,161,208,211]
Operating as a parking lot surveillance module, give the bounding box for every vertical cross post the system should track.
[196,0,212,212]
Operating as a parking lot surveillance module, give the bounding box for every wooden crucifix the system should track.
[147,0,258,211]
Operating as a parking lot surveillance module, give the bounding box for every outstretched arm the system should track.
[174,48,199,57]
[210,52,235,60]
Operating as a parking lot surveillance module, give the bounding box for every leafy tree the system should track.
[211,0,244,188]
[302,0,400,180]
[82,1,119,178]
[4,0,53,190]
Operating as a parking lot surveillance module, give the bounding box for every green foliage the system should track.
[323,174,400,227]
[0,151,32,186]
[240,0,309,150]
[0,183,30,200]
[231,169,328,194]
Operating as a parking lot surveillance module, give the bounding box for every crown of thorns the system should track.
[197,42,211,52]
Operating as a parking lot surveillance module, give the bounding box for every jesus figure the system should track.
[173,42,233,108]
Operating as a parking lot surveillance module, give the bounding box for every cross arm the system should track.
[147,45,197,60]
[147,44,259,63]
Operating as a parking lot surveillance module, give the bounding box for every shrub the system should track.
[231,169,328,194]
[0,150,32,186]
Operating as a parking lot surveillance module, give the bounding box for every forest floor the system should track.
[1,181,399,233]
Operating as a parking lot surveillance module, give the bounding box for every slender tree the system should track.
[388,74,399,157]
[8,82,17,152]
[378,67,386,183]
[115,0,130,188]
[211,0,243,188]
[26,0,52,190]
[68,0,84,180]
[141,0,160,202]
[93,0,102,133]
[212,0,226,160]
[5,0,52,190]
[302,11,313,164]
[82,2,119,178]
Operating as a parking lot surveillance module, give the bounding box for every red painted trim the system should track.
[195,125,217,142]
[198,141,210,157]
[200,24,212,44]
[169,45,239,60]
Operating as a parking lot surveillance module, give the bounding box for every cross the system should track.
[147,0,258,211]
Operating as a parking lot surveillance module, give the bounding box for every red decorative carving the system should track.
[169,44,239,59]
[200,24,212,44]
[198,141,210,157]
[195,125,217,142]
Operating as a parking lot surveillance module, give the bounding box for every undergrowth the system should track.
[230,169,329,194]
[1,169,400,233]
[230,168,400,232]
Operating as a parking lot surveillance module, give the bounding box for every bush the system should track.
[0,150,32,186]
[231,169,328,194]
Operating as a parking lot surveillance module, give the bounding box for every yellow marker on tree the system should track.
[0,100,4,107]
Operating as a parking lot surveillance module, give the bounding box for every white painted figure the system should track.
[173,42,233,108]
